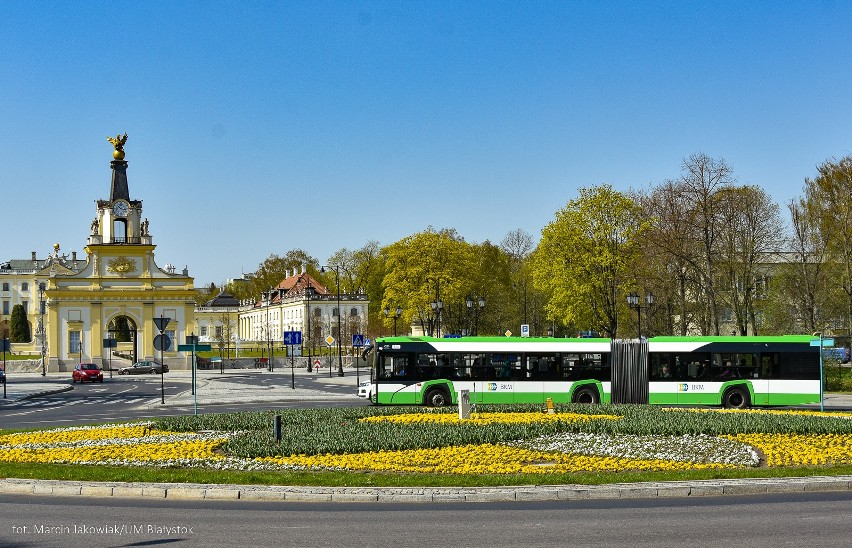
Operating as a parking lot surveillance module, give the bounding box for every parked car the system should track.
[73,363,104,383]
[118,361,169,375]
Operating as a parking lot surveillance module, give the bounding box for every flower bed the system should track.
[3,407,852,475]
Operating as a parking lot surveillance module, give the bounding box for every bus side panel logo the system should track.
[487,383,497,391]
[679,383,689,392]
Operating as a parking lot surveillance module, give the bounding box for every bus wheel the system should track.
[424,387,450,407]
[573,387,599,404]
[723,387,750,409]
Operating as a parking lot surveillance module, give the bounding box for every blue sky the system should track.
[2,1,850,286]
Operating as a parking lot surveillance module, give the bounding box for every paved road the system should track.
[0,368,368,429]
[3,491,852,547]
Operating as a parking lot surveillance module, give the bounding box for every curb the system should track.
[2,476,851,503]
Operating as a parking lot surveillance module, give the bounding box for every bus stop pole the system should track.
[820,332,825,412]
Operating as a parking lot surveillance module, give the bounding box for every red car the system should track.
[73,363,104,383]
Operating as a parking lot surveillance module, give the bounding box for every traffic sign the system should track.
[352,334,364,347]
[325,335,335,346]
[283,331,303,345]
[810,338,835,347]
[153,333,171,351]
[178,343,212,351]
[153,317,171,332]
[521,324,530,338]
[505,330,512,337]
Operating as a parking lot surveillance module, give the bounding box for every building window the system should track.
[350,307,359,317]
[2,301,8,315]
[2,283,8,292]
[215,326,223,338]
[200,326,208,337]
[165,330,175,351]
[70,331,81,354]
[333,307,339,317]
[21,282,29,291]
[21,301,28,314]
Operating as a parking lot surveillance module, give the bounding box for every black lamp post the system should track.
[627,292,654,338]
[267,289,275,372]
[430,299,443,337]
[305,286,314,372]
[38,282,46,376]
[466,296,485,335]
[384,306,402,336]
[321,265,344,377]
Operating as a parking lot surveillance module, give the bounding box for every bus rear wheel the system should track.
[723,387,750,409]
[424,387,450,407]
[573,387,599,404]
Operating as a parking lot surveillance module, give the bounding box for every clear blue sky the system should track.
[2,1,850,286]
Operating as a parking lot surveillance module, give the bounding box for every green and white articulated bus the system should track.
[359,335,821,409]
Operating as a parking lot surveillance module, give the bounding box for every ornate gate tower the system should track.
[44,134,196,371]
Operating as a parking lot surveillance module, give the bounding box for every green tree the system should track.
[383,227,476,337]
[803,156,852,334]
[531,184,648,337]
[110,316,133,342]
[468,240,514,336]
[10,304,31,343]
[232,250,318,302]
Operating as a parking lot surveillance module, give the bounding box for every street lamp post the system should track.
[305,286,314,373]
[384,306,402,336]
[266,289,275,372]
[38,282,46,376]
[627,292,654,338]
[321,265,344,377]
[466,296,485,336]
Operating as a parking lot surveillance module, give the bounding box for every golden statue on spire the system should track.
[107,133,128,160]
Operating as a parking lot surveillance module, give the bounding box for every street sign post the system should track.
[103,337,117,378]
[283,331,302,389]
[811,334,835,411]
[1,338,9,399]
[153,316,171,405]
[325,336,335,378]
[179,335,212,415]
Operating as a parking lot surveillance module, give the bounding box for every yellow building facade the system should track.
[37,136,196,371]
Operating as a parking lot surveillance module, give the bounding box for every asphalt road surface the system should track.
[1,373,367,430]
[2,491,852,548]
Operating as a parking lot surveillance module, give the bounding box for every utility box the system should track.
[458,389,471,420]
